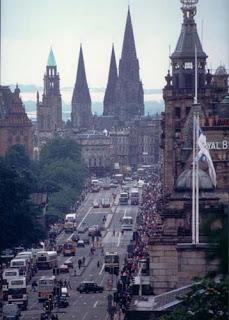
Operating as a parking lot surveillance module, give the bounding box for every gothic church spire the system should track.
[103,44,118,116]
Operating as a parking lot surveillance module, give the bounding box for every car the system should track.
[77,240,85,247]
[103,184,111,190]
[80,235,90,245]
[77,281,104,294]
[110,183,118,188]
[88,225,99,236]
[101,198,110,208]
[3,303,21,320]
[93,200,100,208]
[59,264,69,273]
[71,232,80,242]
[57,295,69,308]
[64,259,73,268]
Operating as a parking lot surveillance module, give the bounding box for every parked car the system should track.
[77,281,104,294]
[77,240,85,247]
[71,232,80,242]
[3,303,21,320]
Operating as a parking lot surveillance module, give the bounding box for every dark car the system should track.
[57,295,69,308]
[3,303,21,320]
[77,281,104,294]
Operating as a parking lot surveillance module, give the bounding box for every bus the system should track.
[2,269,20,300]
[36,251,57,270]
[64,213,77,233]
[8,276,28,310]
[10,258,32,282]
[63,241,76,256]
[91,179,100,192]
[130,188,139,205]
[104,252,119,275]
[119,192,129,205]
[38,276,56,302]
[121,216,133,231]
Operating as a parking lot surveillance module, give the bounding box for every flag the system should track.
[196,124,217,187]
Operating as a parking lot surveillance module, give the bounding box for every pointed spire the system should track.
[72,45,91,105]
[47,47,56,67]
[103,44,118,115]
[121,7,137,61]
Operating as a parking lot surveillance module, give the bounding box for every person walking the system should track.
[78,259,82,269]
[97,260,100,268]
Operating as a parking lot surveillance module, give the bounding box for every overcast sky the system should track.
[1,0,229,89]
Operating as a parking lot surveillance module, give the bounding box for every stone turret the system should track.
[71,45,92,130]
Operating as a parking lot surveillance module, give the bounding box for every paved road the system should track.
[21,183,139,320]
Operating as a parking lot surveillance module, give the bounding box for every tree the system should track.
[38,137,87,216]
[160,278,228,320]
[0,159,45,252]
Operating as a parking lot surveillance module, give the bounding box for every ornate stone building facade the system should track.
[0,85,33,157]
[37,48,62,145]
[71,46,92,130]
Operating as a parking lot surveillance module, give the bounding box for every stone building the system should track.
[148,0,229,295]
[0,85,33,157]
[71,45,92,130]
[103,7,144,122]
[36,48,62,145]
[161,1,229,196]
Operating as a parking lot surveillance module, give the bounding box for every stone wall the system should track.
[149,242,219,295]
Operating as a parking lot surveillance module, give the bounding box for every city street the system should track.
[21,184,139,320]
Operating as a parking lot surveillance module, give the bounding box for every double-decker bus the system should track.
[36,251,57,270]
[130,188,139,205]
[119,192,129,205]
[91,179,100,192]
[2,269,20,300]
[38,276,56,302]
[63,241,76,256]
[104,252,119,275]
[64,213,77,233]
[8,276,28,310]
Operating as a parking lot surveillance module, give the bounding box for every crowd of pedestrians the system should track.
[112,175,164,315]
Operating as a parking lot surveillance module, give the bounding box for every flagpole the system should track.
[195,113,199,244]
[192,113,196,244]
[194,45,198,105]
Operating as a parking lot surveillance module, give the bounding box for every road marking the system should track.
[77,207,92,229]
[93,301,98,308]
[82,312,88,320]
[67,232,74,241]
[99,263,105,275]
[117,232,121,247]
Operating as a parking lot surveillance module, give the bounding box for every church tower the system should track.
[103,44,118,116]
[115,7,144,122]
[71,45,92,130]
[37,48,62,136]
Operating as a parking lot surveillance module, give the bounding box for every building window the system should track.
[186,107,191,116]
[184,62,193,69]
[175,107,181,118]
[174,63,179,70]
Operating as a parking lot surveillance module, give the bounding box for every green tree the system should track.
[160,278,228,320]
[38,137,87,216]
[0,159,45,252]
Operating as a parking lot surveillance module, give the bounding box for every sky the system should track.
[1,0,229,89]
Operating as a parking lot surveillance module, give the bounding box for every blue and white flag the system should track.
[196,125,217,187]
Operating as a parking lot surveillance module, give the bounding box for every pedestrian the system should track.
[113,229,115,237]
[78,259,82,269]
[97,260,100,268]
[67,280,71,290]
[82,256,85,265]
[32,280,37,292]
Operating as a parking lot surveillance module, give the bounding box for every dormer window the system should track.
[184,62,193,69]
[198,62,204,69]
